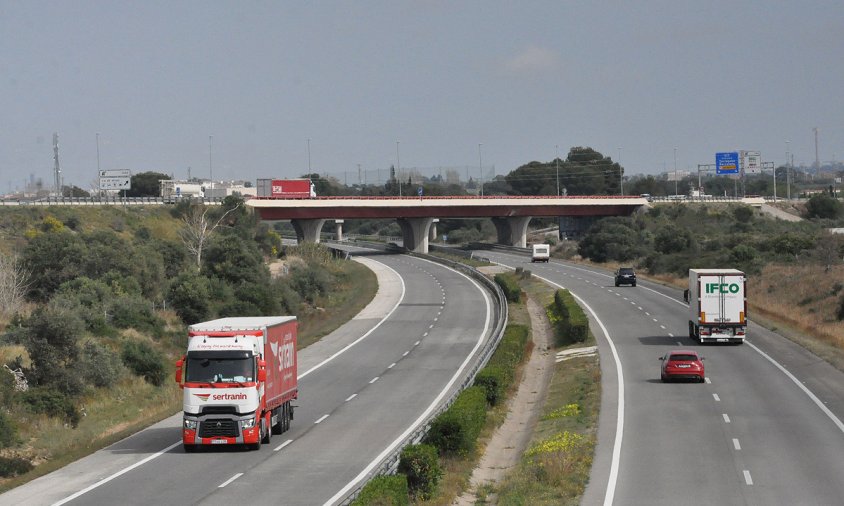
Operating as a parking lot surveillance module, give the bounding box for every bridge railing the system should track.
[328,242,508,505]
[0,196,225,206]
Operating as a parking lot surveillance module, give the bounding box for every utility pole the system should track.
[555,145,560,196]
[618,147,623,196]
[813,127,820,172]
[53,133,62,196]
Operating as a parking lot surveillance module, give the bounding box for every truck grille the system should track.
[199,419,239,438]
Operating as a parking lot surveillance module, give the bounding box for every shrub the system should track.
[424,386,487,456]
[109,295,163,334]
[552,290,590,346]
[0,456,33,478]
[168,272,212,324]
[350,475,409,506]
[494,273,521,303]
[0,411,20,448]
[79,340,125,388]
[838,295,844,321]
[398,444,441,500]
[121,340,166,386]
[474,365,509,406]
[22,387,81,427]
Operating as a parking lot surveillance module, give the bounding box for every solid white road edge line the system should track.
[53,258,407,506]
[51,441,182,506]
[746,341,844,434]
[218,473,243,488]
[324,257,492,506]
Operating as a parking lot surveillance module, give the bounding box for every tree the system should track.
[0,252,30,317]
[23,231,87,302]
[127,172,171,197]
[168,271,212,324]
[805,194,843,219]
[179,202,242,269]
[578,217,643,262]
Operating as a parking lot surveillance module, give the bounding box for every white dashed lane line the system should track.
[345,394,357,402]
[733,438,741,450]
[274,439,293,452]
[315,414,329,424]
[723,414,731,423]
[743,470,754,485]
[713,394,721,402]
[369,377,379,384]
[219,473,243,488]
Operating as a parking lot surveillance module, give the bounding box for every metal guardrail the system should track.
[0,196,225,206]
[326,242,508,505]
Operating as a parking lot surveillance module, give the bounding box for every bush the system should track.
[424,386,487,456]
[22,387,81,427]
[0,411,20,448]
[474,365,509,406]
[350,475,409,506]
[397,444,441,500]
[552,289,590,346]
[0,456,33,478]
[121,340,166,386]
[494,273,521,303]
[79,340,125,388]
[838,295,844,321]
[109,295,163,335]
[168,272,212,324]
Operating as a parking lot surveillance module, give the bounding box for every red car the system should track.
[660,350,705,383]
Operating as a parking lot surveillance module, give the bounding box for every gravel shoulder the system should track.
[453,295,556,504]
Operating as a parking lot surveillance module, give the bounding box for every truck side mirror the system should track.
[683,289,689,303]
[175,357,184,386]
[257,359,267,382]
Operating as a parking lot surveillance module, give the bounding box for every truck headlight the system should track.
[184,419,198,430]
[241,417,256,429]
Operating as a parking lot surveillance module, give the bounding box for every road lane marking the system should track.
[723,414,731,423]
[219,473,243,488]
[713,394,721,402]
[743,470,753,485]
[733,438,741,450]
[274,439,293,452]
[705,377,711,384]
[315,415,329,424]
[326,258,493,506]
[402,351,409,357]
[414,340,420,346]
[746,341,844,434]
[345,394,357,402]
[52,440,183,506]
[369,377,379,384]
[388,363,396,369]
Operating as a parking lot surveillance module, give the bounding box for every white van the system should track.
[531,244,550,263]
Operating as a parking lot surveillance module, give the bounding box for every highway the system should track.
[0,249,497,506]
[474,249,844,506]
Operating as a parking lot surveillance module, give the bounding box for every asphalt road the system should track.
[475,250,844,506]
[0,250,495,506]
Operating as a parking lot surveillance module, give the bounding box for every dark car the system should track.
[614,267,636,287]
[660,350,705,383]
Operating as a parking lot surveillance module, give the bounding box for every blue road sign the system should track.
[716,152,740,174]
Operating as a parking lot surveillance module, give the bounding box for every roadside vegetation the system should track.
[0,201,375,490]
[561,197,844,365]
[353,271,600,505]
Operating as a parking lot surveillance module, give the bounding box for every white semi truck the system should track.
[685,269,747,344]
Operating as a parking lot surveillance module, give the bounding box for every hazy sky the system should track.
[2,1,842,191]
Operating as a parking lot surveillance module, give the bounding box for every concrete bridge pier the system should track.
[397,217,434,253]
[492,216,532,248]
[291,218,327,244]
[429,218,439,242]
[335,219,345,241]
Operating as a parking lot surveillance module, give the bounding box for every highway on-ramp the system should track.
[0,250,496,506]
[475,249,844,506]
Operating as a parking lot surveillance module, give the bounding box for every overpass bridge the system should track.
[247,195,647,253]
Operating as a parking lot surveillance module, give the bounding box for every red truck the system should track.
[175,316,298,451]
[257,178,316,198]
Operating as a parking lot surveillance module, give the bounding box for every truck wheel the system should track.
[688,322,695,338]
[261,416,271,444]
[272,406,283,435]
[183,444,197,453]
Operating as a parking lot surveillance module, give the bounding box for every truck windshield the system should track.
[185,351,255,383]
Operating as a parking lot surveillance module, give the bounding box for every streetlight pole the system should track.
[673,147,678,195]
[786,140,791,200]
[307,138,311,173]
[618,146,623,196]
[396,140,401,197]
[555,145,560,196]
[478,143,483,197]
[209,135,213,197]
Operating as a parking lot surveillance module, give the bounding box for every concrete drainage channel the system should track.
[326,241,508,505]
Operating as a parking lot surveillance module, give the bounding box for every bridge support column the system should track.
[291,218,327,244]
[397,217,434,253]
[335,219,344,241]
[492,216,532,248]
[429,218,439,242]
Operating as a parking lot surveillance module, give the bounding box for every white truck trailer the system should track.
[685,268,747,344]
